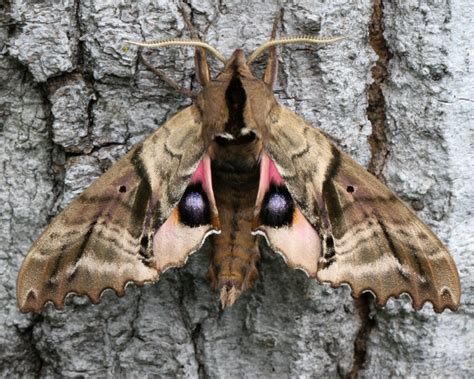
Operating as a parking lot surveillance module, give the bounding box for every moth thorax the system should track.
[224,75,246,137]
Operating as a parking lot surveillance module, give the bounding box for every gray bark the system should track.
[1,0,472,377]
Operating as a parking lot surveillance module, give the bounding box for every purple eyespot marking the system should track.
[261,183,295,228]
[183,192,206,215]
[178,183,211,227]
[267,193,289,214]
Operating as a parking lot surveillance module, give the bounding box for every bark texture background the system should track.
[1,0,472,377]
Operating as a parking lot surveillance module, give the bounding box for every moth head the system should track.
[197,48,277,147]
[124,35,345,146]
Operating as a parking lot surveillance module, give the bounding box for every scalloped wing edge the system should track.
[318,279,460,313]
[247,234,459,313]
[19,228,220,313]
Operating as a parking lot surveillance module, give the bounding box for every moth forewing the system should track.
[260,107,460,313]
[16,106,220,313]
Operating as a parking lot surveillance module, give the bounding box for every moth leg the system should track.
[138,51,197,98]
[178,5,211,85]
[263,8,283,88]
[179,4,200,40]
[319,129,342,145]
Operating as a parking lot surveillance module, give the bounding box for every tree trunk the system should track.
[1,0,472,377]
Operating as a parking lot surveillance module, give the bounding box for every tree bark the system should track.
[1,0,472,377]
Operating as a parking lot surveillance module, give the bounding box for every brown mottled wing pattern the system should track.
[17,106,216,313]
[264,106,460,312]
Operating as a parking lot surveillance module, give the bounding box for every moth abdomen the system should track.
[177,183,212,227]
[208,150,261,307]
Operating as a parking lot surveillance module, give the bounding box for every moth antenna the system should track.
[178,5,211,85]
[247,35,346,64]
[262,8,283,87]
[124,38,226,63]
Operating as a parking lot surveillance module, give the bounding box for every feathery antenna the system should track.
[247,35,346,64]
[124,38,226,63]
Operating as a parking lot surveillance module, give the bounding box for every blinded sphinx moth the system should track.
[17,17,460,314]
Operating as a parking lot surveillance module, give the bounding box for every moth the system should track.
[17,21,460,314]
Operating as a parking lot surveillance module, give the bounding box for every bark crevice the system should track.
[350,0,393,377]
[178,273,208,378]
[349,294,376,379]
[15,315,45,377]
[367,0,392,178]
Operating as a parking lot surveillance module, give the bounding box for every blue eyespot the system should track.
[178,183,211,227]
[261,183,294,227]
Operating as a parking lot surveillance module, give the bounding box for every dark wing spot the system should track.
[326,235,335,248]
[118,185,127,193]
[26,290,37,301]
[138,234,153,263]
[178,183,211,227]
[325,235,336,259]
[441,288,453,303]
[261,183,295,228]
[398,267,411,281]
[417,232,429,240]
[346,185,355,193]
[140,235,149,249]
